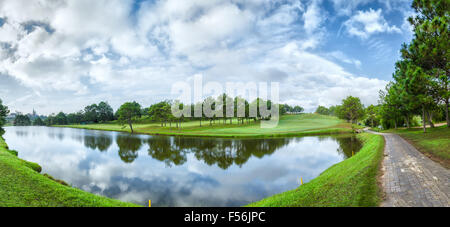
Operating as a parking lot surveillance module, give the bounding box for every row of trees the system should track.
[140,94,297,132]
[44,101,115,126]
[315,1,449,131]
[281,105,305,114]
[378,0,449,132]
[313,95,445,129]
[13,95,299,134]
[315,96,365,124]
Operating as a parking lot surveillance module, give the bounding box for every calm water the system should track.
[3,126,362,207]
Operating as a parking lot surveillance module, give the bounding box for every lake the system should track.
[3,126,362,207]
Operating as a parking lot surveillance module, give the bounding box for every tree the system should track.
[328,105,339,116]
[67,111,84,124]
[315,106,330,115]
[97,101,114,122]
[234,96,247,124]
[379,83,405,129]
[14,114,31,126]
[0,99,9,131]
[171,100,186,128]
[117,102,141,133]
[32,117,45,126]
[378,0,449,132]
[148,101,171,127]
[365,105,379,127]
[203,96,218,126]
[54,112,68,125]
[405,64,434,132]
[193,102,204,126]
[337,96,365,124]
[84,104,99,123]
[222,94,234,124]
[293,106,304,114]
[282,104,293,114]
[0,99,9,135]
[409,0,450,127]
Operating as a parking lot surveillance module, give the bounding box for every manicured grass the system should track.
[0,136,140,207]
[247,133,385,207]
[57,114,353,138]
[385,126,450,168]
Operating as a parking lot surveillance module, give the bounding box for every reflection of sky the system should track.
[4,126,351,207]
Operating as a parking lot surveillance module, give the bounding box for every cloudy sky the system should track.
[0,0,414,115]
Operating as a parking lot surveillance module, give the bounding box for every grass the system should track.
[247,133,385,207]
[0,136,140,207]
[384,126,450,168]
[57,114,354,138]
[3,114,376,207]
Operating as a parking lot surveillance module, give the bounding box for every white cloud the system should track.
[0,0,386,114]
[303,0,324,34]
[327,51,362,68]
[331,0,372,16]
[344,8,401,39]
[167,4,253,55]
[260,43,386,110]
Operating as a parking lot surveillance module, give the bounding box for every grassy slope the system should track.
[0,137,139,207]
[247,133,385,207]
[57,114,353,138]
[385,126,449,169]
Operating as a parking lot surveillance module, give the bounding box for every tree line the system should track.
[317,1,449,132]
[378,0,449,132]
[315,96,365,124]
[2,95,304,134]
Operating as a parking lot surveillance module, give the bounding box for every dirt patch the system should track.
[398,135,449,169]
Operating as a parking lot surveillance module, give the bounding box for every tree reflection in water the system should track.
[15,130,29,137]
[145,137,292,169]
[84,134,113,152]
[335,135,363,158]
[116,135,142,163]
[89,133,362,168]
[147,136,188,167]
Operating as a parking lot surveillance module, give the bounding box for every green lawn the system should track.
[0,137,139,207]
[57,114,353,138]
[247,133,385,207]
[385,126,450,168]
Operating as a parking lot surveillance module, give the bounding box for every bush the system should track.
[21,160,42,173]
[43,174,69,186]
[411,116,421,127]
[7,149,18,156]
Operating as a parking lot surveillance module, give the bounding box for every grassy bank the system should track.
[0,136,139,207]
[247,133,385,207]
[385,126,449,169]
[57,114,354,138]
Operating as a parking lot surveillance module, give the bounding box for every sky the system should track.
[0,0,415,115]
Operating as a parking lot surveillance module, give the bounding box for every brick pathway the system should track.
[372,132,450,207]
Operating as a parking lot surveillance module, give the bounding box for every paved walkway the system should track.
[368,131,449,207]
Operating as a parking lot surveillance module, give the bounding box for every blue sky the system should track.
[0,0,414,114]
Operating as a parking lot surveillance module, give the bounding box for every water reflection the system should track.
[16,130,29,137]
[84,134,112,152]
[128,135,358,169]
[4,126,363,207]
[117,135,142,163]
[147,137,188,167]
[335,136,363,158]
[144,137,292,169]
